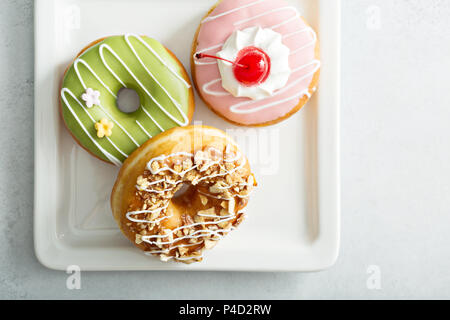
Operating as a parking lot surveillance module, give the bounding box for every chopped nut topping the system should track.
[209,182,223,194]
[178,246,189,256]
[194,215,205,223]
[159,254,171,262]
[127,146,255,264]
[150,161,160,172]
[204,240,217,249]
[137,175,149,189]
[198,207,216,217]
[182,214,194,226]
[199,194,208,206]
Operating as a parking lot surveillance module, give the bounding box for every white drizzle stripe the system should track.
[61,94,129,157]
[143,254,203,262]
[129,150,250,260]
[76,56,165,132]
[142,214,243,245]
[135,120,152,138]
[145,242,203,255]
[140,106,165,132]
[125,34,191,88]
[97,105,140,147]
[124,35,187,115]
[198,190,251,200]
[194,7,315,66]
[73,59,141,147]
[60,88,122,166]
[126,203,171,224]
[234,6,298,27]
[199,60,320,113]
[74,59,166,134]
[127,213,171,224]
[288,28,317,55]
[229,60,320,114]
[175,255,204,261]
[99,43,189,126]
[136,178,178,189]
[203,78,230,96]
[106,136,128,158]
[283,27,313,40]
[270,7,300,30]
[74,59,117,98]
[201,0,267,23]
[200,26,316,97]
[67,94,130,157]
[62,88,127,159]
[198,157,247,183]
[233,90,307,114]
[200,59,320,113]
[198,190,233,201]
[193,43,223,65]
[146,151,244,180]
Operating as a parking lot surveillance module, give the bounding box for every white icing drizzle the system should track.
[200,59,320,113]
[125,34,191,88]
[142,215,240,246]
[234,6,298,28]
[269,7,300,30]
[144,242,202,255]
[194,6,307,66]
[194,43,225,66]
[128,149,252,261]
[124,35,188,120]
[203,78,231,96]
[97,105,140,147]
[201,0,268,23]
[61,35,190,164]
[66,93,129,157]
[60,88,122,166]
[135,120,152,138]
[229,60,321,114]
[73,59,144,146]
[74,57,163,135]
[99,43,189,126]
[284,27,317,55]
[194,4,320,115]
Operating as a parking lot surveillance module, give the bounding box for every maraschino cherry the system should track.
[196,46,271,87]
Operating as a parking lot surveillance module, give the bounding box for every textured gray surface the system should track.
[1,0,450,299]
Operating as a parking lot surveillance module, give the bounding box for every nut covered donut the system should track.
[60,35,194,165]
[192,0,320,126]
[111,125,256,263]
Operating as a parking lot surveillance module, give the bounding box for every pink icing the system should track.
[194,0,319,125]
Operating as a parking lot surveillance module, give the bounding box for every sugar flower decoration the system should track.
[95,118,114,138]
[81,88,101,108]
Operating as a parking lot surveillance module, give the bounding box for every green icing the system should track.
[61,35,191,164]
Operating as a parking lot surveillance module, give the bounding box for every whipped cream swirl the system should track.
[217,27,291,100]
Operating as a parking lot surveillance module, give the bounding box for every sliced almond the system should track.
[204,239,217,250]
[178,246,189,256]
[199,194,208,206]
[198,207,216,217]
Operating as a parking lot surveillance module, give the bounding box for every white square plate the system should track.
[34,0,340,271]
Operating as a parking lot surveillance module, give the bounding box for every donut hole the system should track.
[116,88,141,113]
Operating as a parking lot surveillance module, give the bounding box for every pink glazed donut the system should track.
[191,0,320,126]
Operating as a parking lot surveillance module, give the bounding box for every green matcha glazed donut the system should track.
[60,34,195,165]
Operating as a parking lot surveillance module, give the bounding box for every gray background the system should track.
[1,0,449,299]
